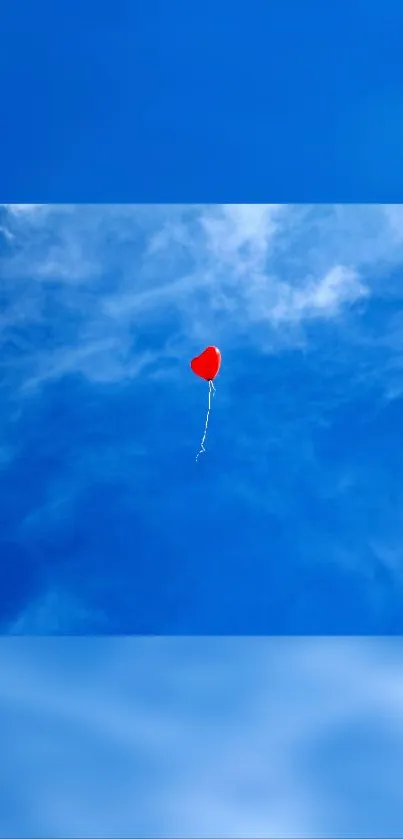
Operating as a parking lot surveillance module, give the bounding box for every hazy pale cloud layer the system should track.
[1,204,403,632]
[0,637,402,838]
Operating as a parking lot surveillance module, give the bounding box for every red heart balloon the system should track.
[190,346,221,381]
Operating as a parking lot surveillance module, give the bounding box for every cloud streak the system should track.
[2,204,403,634]
[1,202,390,391]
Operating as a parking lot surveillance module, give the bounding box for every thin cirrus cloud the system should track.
[2,202,402,392]
[2,204,403,634]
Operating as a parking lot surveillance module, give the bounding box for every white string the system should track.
[196,380,216,462]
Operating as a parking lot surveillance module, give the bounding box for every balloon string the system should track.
[196,380,215,462]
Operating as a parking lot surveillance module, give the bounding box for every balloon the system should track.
[190,346,221,381]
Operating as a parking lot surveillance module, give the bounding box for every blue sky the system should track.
[2,203,403,633]
[2,3,403,836]
[1,637,403,838]
[2,0,403,202]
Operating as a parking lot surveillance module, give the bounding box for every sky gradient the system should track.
[2,203,403,633]
[2,3,403,837]
[1,636,403,838]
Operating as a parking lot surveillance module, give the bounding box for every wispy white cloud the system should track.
[271,265,368,322]
[3,204,403,636]
[2,203,399,392]
[3,204,45,216]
